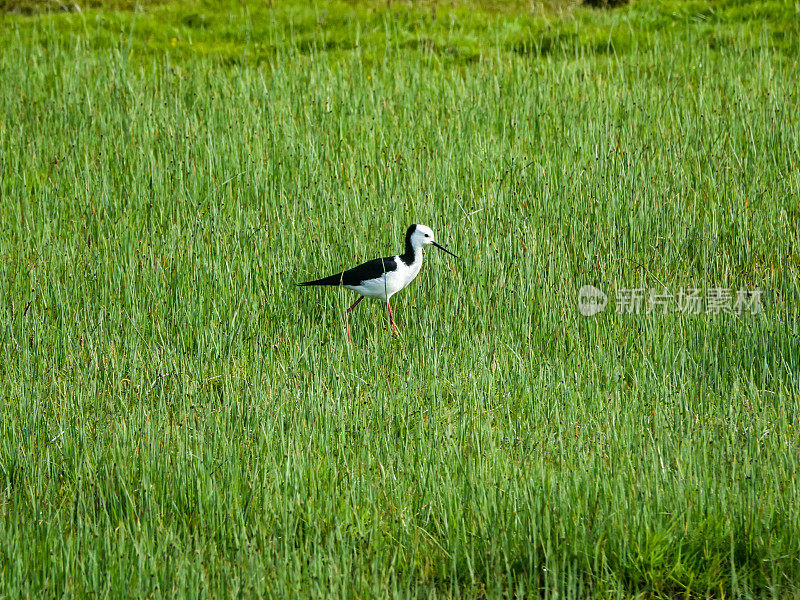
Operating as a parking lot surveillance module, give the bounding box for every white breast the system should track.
[346,256,422,301]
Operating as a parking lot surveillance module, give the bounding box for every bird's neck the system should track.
[399,238,422,267]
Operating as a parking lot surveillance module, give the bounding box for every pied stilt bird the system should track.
[297,224,458,336]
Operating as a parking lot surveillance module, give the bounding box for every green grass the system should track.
[1,1,799,598]
[2,0,799,64]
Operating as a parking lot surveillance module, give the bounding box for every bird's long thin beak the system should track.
[431,241,459,259]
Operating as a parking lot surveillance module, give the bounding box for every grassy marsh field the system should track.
[1,1,799,598]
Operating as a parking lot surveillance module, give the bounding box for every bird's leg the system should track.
[346,296,365,316]
[345,296,364,340]
[387,300,400,335]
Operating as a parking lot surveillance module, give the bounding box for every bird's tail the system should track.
[296,273,343,287]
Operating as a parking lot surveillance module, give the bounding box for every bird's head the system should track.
[407,224,458,258]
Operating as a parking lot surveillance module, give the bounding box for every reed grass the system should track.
[1,2,799,597]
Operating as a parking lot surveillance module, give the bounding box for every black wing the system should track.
[297,255,398,287]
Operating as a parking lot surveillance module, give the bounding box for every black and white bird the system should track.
[297,224,458,336]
